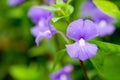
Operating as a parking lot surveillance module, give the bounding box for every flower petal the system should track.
[50,25,56,34]
[8,0,24,6]
[50,72,71,80]
[80,0,96,18]
[66,39,98,60]
[30,25,47,37]
[45,0,56,4]
[91,8,116,23]
[66,19,97,41]
[49,65,72,80]
[30,26,40,37]
[66,19,84,41]
[83,20,98,40]
[28,6,52,24]
[35,30,52,46]
[31,21,56,45]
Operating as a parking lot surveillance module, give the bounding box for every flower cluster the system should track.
[28,6,56,45]
[81,0,116,37]
[7,0,118,80]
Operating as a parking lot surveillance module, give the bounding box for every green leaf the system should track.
[89,40,120,55]
[52,19,67,33]
[68,5,74,15]
[38,6,57,11]
[104,55,120,80]
[52,49,66,70]
[56,0,64,4]
[93,0,120,20]
[28,46,46,57]
[51,2,74,22]
[90,50,104,77]
[89,40,120,77]
[67,0,73,4]
[8,7,23,18]
[9,65,40,80]
[52,5,74,22]
[52,16,65,22]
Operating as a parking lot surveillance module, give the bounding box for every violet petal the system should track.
[92,8,116,23]
[8,0,24,6]
[66,39,98,61]
[66,19,97,41]
[28,6,52,24]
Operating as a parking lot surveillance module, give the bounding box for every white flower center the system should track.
[44,30,51,34]
[98,20,107,28]
[38,20,45,27]
[79,38,85,46]
[60,74,67,80]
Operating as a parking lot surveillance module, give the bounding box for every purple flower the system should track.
[66,19,98,61]
[45,0,56,4]
[80,0,96,18]
[95,20,115,37]
[63,0,68,3]
[31,24,56,46]
[28,6,53,24]
[50,65,73,80]
[91,9,116,36]
[28,6,56,45]
[91,9,116,23]
[7,0,24,6]
[81,1,116,37]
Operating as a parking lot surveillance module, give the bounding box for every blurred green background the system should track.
[0,0,120,80]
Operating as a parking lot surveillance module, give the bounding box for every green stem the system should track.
[56,30,70,44]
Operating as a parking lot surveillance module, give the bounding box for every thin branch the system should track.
[80,60,89,80]
[56,30,70,44]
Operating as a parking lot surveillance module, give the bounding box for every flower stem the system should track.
[56,30,70,44]
[80,60,89,80]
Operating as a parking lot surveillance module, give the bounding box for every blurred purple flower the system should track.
[28,6,53,24]
[91,9,116,36]
[7,0,24,6]
[81,0,116,37]
[66,19,98,61]
[91,9,116,23]
[45,0,56,4]
[31,24,56,46]
[28,6,56,45]
[50,65,73,80]
[80,0,96,18]
[63,0,68,3]
[95,20,115,37]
